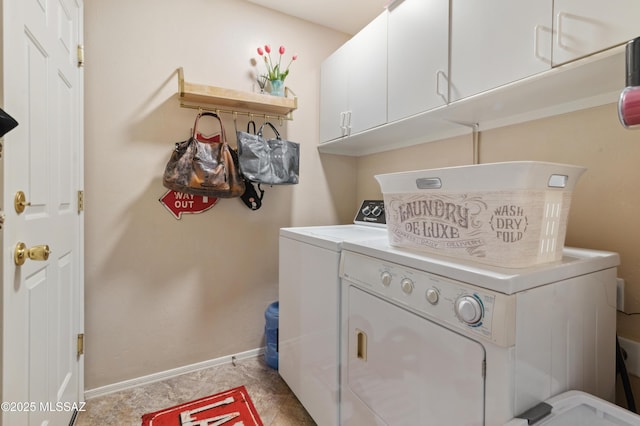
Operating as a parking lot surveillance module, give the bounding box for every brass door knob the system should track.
[14,242,51,266]
[14,191,31,214]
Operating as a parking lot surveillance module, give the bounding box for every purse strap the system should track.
[193,112,226,144]
[247,120,256,134]
[258,122,281,140]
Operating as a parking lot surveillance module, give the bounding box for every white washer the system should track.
[339,238,620,425]
[506,390,640,425]
[278,201,387,426]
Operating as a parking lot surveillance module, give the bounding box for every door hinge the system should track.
[77,190,84,213]
[77,333,84,357]
[77,44,84,68]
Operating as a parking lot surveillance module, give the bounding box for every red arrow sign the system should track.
[159,190,218,219]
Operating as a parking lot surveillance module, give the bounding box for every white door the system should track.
[1,0,84,425]
[348,11,387,135]
[388,0,449,122]
[319,42,350,143]
[341,286,486,425]
[450,0,552,101]
[552,0,640,66]
[319,11,387,143]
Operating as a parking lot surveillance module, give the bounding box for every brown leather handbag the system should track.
[163,112,245,198]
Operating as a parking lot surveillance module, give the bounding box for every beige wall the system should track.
[84,0,354,389]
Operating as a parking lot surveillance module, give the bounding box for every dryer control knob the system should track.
[401,278,414,294]
[426,288,439,305]
[455,295,483,325]
[380,271,392,287]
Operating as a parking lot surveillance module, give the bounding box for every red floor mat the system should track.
[141,385,263,426]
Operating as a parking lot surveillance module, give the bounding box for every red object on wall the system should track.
[619,86,640,128]
[159,130,222,218]
[159,190,218,219]
[619,37,640,128]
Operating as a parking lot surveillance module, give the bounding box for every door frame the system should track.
[0,0,85,423]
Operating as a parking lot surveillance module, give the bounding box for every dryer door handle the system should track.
[356,329,367,361]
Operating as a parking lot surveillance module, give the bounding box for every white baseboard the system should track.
[84,347,264,400]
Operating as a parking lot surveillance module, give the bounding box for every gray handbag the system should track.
[237,122,300,185]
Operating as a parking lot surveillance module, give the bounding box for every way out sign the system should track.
[159,190,218,219]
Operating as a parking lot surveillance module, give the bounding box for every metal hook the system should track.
[232,111,239,134]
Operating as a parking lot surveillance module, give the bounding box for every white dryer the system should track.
[339,238,620,425]
[278,201,387,426]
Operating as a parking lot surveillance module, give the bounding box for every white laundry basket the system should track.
[375,161,586,268]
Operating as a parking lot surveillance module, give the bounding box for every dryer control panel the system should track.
[354,200,386,226]
[341,250,516,347]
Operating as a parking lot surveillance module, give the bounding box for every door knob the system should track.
[14,242,50,266]
[14,191,31,214]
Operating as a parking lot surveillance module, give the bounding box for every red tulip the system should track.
[255,43,297,82]
[283,54,298,79]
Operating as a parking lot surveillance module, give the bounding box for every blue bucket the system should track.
[264,301,279,369]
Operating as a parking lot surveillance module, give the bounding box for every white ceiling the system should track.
[246,0,388,35]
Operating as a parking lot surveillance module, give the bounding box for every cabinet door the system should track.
[553,0,640,66]
[320,42,350,143]
[348,11,388,135]
[388,0,449,122]
[450,0,553,102]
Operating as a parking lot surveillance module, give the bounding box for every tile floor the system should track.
[75,356,316,426]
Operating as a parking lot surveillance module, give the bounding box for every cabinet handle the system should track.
[556,12,566,49]
[346,111,352,136]
[356,329,367,361]
[556,11,579,50]
[339,112,346,136]
[386,0,405,10]
[534,25,542,60]
[533,25,551,64]
[436,70,448,104]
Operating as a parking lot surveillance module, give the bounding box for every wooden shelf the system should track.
[177,68,297,120]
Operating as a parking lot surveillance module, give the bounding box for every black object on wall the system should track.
[0,107,18,137]
[618,37,640,128]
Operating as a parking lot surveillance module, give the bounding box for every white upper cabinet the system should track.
[318,0,629,156]
[319,42,350,142]
[349,12,388,135]
[450,0,553,102]
[553,0,640,66]
[387,0,449,122]
[319,12,388,143]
